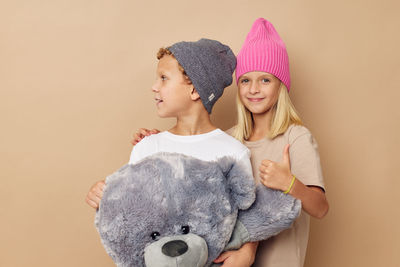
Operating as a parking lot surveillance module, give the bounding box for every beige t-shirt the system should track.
[228,124,325,267]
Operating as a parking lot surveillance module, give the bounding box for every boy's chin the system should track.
[156,110,173,118]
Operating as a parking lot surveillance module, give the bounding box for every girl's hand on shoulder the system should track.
[131,128,160,146]
[259,144,293,192]
[213,242,257,267]
[85,180,106,210]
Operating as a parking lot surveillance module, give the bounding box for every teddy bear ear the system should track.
[217,157,256,210]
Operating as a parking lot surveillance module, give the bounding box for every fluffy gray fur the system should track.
[96,152,255,266]
[237,185,301,242]
[210,185,301,267]
[96,152,301,267]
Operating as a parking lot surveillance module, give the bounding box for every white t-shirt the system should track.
[129,129,253,178]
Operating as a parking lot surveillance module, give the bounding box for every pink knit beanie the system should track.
[236,18,291,90]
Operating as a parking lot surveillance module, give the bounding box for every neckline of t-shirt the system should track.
[162,128,223,141]
[244,124,300,147]
[244,137,270,147]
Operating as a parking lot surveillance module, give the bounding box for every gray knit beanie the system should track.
[168,38,236,114]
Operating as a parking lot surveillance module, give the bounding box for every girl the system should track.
[133,18,329,267]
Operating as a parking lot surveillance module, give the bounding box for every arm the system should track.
[213,242,258,267]
[286,177,328,219]
[259,140,329,219]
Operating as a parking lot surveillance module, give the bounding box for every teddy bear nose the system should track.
[161,240,188,257]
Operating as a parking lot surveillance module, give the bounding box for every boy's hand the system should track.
[85,180,106,210]
[259,144,293,192]
[131,128,160,146]
[213,242,258,267]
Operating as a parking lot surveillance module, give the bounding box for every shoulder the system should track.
[285,124,315,144]
[129,133,162,164]
[216,129,250,158]
[224,126,236,137]
[133,133,160,150]
[218,129,247,149]
[284,124,322,159]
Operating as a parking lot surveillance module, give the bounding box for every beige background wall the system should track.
[1,0,399,266]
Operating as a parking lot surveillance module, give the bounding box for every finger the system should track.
[132,137,143,145]
[259,165,272,175]
[133,133,143,140]
[150,128,160,134]
[282,144,291,167]
[139,128,151,136]
[98,181,106,189]
[131,134,143,145]
[213,252,230,263]
[86,198,99,209]
[259,171,269,181]
[259,165,265,173]
[94,188,104,198]
[132,131,144,140]
[93,195,102,204]
[259,172,265,182]
[90,182,103,192]
[261,159,273,167]
[131,130,145,143]
[88,191,102,203]
[260,162,274,173]
[259,176,269,188]
[92,181,105,190]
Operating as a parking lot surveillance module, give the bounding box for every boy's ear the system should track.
[190,87,201,101]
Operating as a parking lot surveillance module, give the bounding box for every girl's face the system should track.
[238,72,281,115]
[152,55,193,118]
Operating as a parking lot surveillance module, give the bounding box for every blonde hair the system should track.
[233,83,303,142]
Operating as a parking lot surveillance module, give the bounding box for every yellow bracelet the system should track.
[284,175,296,194]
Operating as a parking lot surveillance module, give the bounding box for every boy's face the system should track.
[152,55,194,118]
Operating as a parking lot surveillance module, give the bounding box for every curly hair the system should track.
[157,48,192,84]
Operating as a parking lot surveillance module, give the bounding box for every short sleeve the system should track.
[288,127,325,191]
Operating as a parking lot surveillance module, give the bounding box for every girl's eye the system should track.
[181,225,190,234]
[262,78,270,83]
[161,75,167,81]
[240,79,249,84]
[150,231,161,240]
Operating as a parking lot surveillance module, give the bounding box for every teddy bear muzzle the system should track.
[144,233,208,267]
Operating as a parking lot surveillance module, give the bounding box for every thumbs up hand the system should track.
[259,144,294,192]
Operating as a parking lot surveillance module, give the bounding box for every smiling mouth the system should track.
[247,98,264,102]
[155,98,163,104]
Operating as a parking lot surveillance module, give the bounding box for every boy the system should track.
[86,38,258,266]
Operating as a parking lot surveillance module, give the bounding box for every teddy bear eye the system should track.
[150,231,161,240]
[181,225,190,234]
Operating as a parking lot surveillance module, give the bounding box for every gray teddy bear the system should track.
[95,152,301,267]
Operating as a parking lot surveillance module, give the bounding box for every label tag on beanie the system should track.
[208,93,215,101]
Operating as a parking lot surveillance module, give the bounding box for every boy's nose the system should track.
[151,84,159,92]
